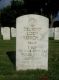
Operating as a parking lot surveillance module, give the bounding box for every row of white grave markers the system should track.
[1,27,59,40]
[16,14,49,71]
[49,27,59,40]
[1,27,57,40]
[1,27,16,40]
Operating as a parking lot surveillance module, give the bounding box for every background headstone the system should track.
[1,27,4,36]
[2,27,10,40]
[49,28,54,37]
[16,14,49,71]
[11,27,16,37]
[54,27,59,40]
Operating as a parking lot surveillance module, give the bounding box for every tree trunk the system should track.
[50,14,54,28]
[10,27,11,39]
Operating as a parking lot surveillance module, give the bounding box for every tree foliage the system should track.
[0,0,59,27]
[1,0,24,27]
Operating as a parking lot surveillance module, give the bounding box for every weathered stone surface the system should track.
[11,27,16,37]
[54,27,59,40]
[16,14,49,71]
[2,27,10,40]
[49,28,54,37]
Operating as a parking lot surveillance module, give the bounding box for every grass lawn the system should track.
[49,38,59,80]
[0,37,59,80]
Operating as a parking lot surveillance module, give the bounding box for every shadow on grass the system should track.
[49,37,54,40]
[6,51,16,69]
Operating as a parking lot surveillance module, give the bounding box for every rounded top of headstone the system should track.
[16,14,49,21]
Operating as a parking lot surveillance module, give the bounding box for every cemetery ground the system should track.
[0,37,59,80]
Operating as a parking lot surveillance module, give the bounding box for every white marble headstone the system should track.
[16,14,49,71]
[3,27,10,40]
[54,27,59,40]
[11,27,16,37]
[1,27,4,36]
[49,28,54,37]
